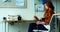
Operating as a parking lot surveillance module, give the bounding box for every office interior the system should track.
[0,0,60,32]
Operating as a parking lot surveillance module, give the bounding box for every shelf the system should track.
[4,20,35,22]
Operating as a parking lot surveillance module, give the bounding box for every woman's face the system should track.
[45,4,49,10]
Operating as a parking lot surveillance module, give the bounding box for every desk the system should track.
[4,20,35,32]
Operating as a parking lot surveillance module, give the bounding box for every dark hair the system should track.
[45,1,54,10]
[34,16,39,21]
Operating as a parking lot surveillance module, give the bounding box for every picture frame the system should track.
[34,0,44,12]
[35,4,44,12]
[0,0,27,8]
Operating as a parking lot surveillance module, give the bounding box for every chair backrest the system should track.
[33,30,49,32]
[49,15,55,25]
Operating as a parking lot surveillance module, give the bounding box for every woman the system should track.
[44,1,54,24]
[28,16,48,32]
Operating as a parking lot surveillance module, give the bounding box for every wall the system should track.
[0,0,34,21]
[56,0,60,13]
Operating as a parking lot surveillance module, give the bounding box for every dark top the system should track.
[28,23,48,32]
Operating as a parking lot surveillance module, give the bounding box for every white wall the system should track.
[0,0,34,21]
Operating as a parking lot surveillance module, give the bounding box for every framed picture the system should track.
[0,0,27,8]
[35,4,44,12]
[34,0,44,12]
